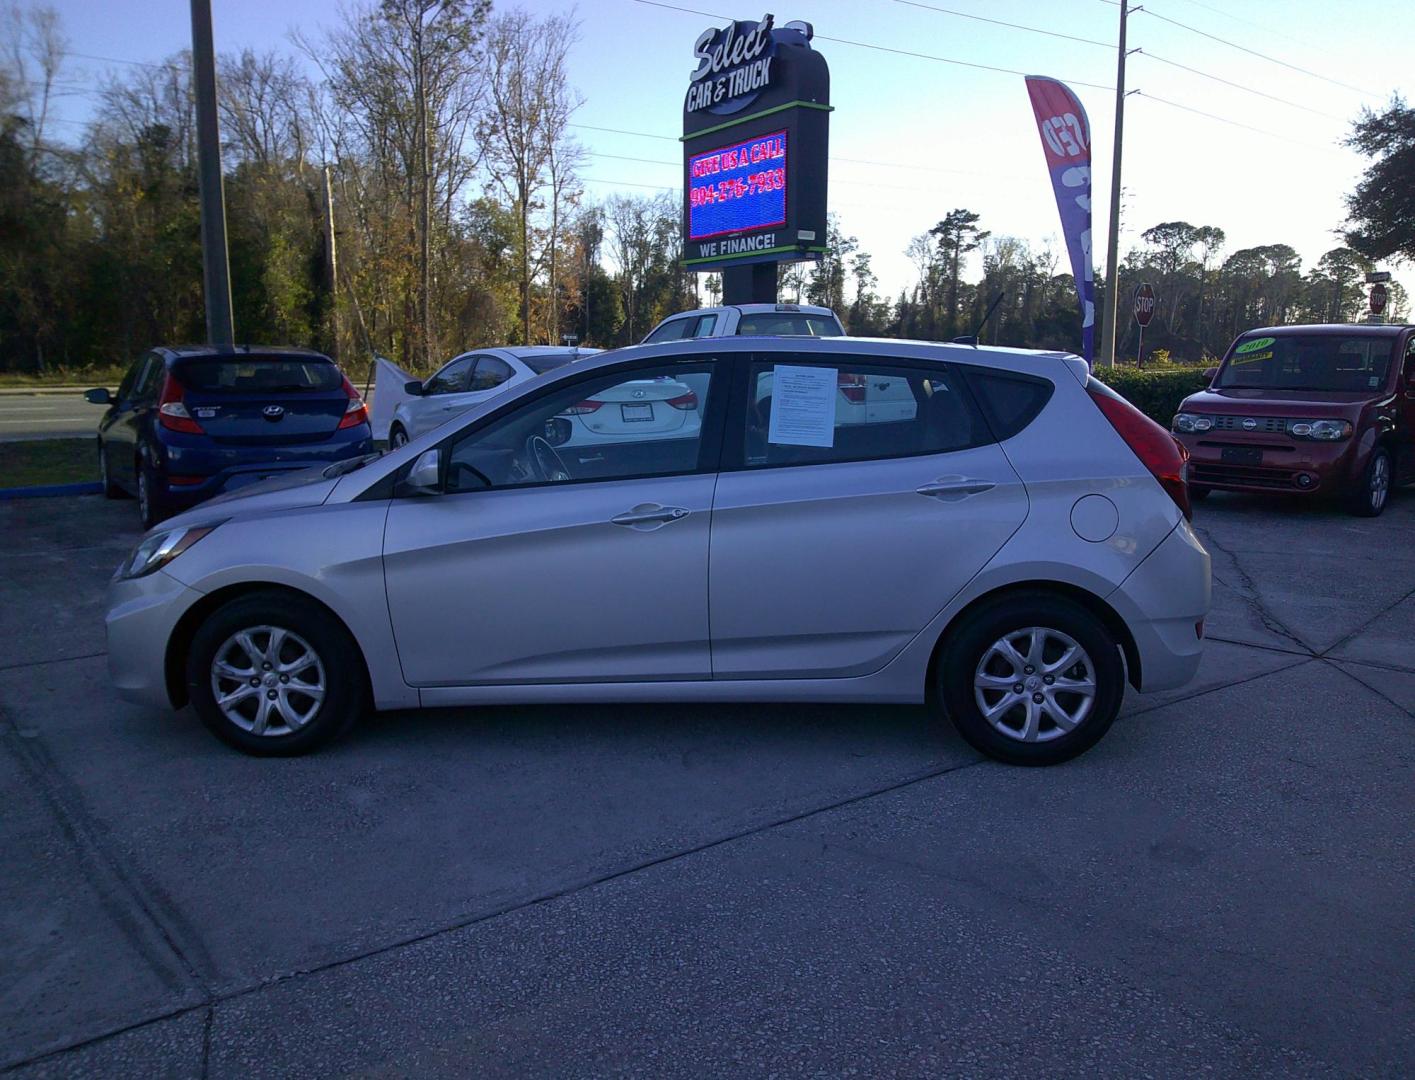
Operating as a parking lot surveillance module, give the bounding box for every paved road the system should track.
[1,491,1412,1076]
[0,393,101,441]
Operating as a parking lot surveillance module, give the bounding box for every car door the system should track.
[99,357,146,486]
[709,353,1029,679]
[421,353,518,433]
[382,357,725,686]
[410,354,472,437]
[107,354,162,485]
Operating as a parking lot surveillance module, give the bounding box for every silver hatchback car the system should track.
[105,337,1210,765]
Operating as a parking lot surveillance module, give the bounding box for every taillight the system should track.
[1087,378,1192,520]
[157,375,204,434]
[563,400,603,415]
[837,372,867,404]
[666,390,698,411]
[337,376,370,430]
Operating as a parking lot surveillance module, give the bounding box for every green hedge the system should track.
[1094,367,1211,426]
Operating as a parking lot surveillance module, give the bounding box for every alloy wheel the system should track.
[1370,453,1389,513]
[210,625,327,737]
[973,626,1097,743]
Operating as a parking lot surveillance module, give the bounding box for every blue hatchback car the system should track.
[87,346,375,527]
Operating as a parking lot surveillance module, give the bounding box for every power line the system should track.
[1134,91,1340,151]
[1163,0,1330,56]
[1133,5,1381,98]
[1136,51,1347,121]
[632,0,1114,91]
[892,0,1111,50]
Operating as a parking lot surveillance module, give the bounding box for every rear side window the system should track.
[964,370,1055,441]
[177,357,341,393]
[736,313,842,337]
[470,356,514,391]
[743,358,988,468]
[644,317,694,343]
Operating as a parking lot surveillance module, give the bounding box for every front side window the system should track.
[743,358,985,468]
[134,355,165,400]
[1217,334,1394,392]
[446,362,716,492]
[644,317,694,343]
[117,356,147,400]
[469,356,514,392]
[424,356,473,395]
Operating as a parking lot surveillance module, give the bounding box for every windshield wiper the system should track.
[323,452,383,479]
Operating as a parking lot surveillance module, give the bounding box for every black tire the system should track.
[1345,447,1391,518]
[98,441,125,499]
[186,590,367,756]
[1189,485,1211,501]
[136,451,167,529]
[937,591,1126,766]
[389,424,409,449]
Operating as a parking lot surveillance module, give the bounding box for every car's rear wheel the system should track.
[136,454,167,529]
[938,592,1125,766]
[186,590,366,756]
[389,424,409,449]
[1346,447,1390,518]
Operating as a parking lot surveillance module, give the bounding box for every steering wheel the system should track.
[526,434,572,483]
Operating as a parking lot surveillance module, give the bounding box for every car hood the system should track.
[162,467,339,529]
[1179,387,1375,417]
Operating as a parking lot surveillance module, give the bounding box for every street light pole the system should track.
[190,0,234,348]
[1101,0,1129,369]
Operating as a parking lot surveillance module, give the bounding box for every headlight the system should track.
[118,524,220,580]
[1287,419,1352,441]
[1173,413,1213,433]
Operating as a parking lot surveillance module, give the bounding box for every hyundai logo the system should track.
[1242,417,1257,431]
[263,405,285,419]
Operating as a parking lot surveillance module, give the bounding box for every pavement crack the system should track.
[1197,525,1311,653]
[0,650,107,672]
[1124,656,1318,720]
[1325,658,1415,722]
[1317,581,1415,661]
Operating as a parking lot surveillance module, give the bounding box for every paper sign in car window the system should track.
[768,365,838,447]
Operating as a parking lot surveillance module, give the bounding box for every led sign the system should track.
[688,131,787,241]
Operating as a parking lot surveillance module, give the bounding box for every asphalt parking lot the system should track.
[1,491,1411,1077]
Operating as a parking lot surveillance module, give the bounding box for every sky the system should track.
[33,0,1415,299]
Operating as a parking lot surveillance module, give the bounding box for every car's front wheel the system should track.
[1346,447,1391,518]
[136,453,167,529]
[389,423,409,449]
[938,592,1125,766]
[186,590,367,756]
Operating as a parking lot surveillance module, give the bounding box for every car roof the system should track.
[661,304,839,319]
[503,346,603,359]
[158,345,335,362]
[1238,323,1411,338]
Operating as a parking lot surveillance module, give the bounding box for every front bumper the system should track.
[1108,517,1211,693]
[106,568,204,710]
[1177,433,1359,495]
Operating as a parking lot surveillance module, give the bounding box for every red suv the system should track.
[1172,323,1415,516]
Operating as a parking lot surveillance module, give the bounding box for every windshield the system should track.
[177,356,342,393]
[1216,334,1393,392]
[736,313,843,337]
[520,351,582,374]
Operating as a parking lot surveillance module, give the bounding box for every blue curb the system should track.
[0,481,104,500]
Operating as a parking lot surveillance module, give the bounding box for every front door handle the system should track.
[916,478,996,500]
[611,503,690,529]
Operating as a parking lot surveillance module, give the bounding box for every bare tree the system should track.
[3,3,65,169]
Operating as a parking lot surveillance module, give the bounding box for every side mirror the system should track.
[395,448,442,497]
[404,380,425,397]
[1202,367,1219,382]
[84,388,113,405]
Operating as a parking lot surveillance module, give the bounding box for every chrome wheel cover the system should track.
[210,625,327,736]
[974,626,1097,743]
[1370,454,1389,513]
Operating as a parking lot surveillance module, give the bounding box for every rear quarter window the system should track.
[963,369,1055,440]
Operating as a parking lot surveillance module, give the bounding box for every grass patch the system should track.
[0,366,127,388]
[0,438,97,488]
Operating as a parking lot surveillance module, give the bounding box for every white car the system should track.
[642,303,844,343]
[546,376,703,456]
[389,346,598,447]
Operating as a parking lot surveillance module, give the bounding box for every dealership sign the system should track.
[682,15,830,272]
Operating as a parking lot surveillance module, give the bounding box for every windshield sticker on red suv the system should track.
[1234,336,1276,355]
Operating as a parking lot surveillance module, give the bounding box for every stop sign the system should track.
[1370,282,1388,315]
[1133,283,1156,327]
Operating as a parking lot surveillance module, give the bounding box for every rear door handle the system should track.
[611,504,690,529]
[916,478,996,500]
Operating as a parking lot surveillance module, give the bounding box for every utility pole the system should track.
[190,0,234,348]
[1101,0,1129,369]
[323,164,340,362]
